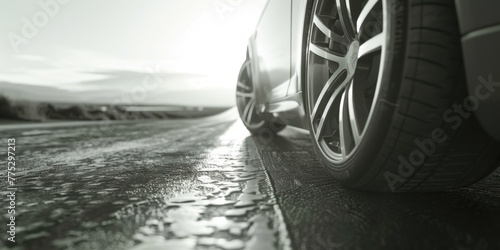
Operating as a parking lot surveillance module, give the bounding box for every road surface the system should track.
[1,109,499,250]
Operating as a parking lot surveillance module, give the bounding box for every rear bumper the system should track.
[456,1,500,141]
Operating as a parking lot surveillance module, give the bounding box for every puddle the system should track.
[4,121,291,249]
[130,124,282,250]
[21,130,53,136]
[131,237,196,250]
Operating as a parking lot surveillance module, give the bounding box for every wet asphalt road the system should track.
[1,109,499,250]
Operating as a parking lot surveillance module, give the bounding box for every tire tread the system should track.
[363,0,499,192]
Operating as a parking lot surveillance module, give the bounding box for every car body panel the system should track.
[288,0,309,96]
[251,0,292,108]
[251,0,309,129]
[455,0,500,141]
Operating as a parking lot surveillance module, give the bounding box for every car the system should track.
[235,0,500,192]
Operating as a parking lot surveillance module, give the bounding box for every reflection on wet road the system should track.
[0,111,289,250]
[0,110,499,250]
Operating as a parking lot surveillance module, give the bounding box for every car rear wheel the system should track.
[304,0,499,192]
[236,60,285,136]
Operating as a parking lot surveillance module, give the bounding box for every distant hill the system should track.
[0,79,235,107]
[0,95,230,122]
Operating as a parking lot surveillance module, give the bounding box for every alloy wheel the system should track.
[236,61,266,129]
[306,0,388,163]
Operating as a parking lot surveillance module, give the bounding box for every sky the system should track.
[0,0,268,107]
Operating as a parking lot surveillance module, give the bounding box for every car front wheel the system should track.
[304,0,499,192]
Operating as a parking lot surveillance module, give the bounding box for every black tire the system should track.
[304,0,500,192]
[236,60,286,136]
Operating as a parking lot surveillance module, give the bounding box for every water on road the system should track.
[1,110,499,250]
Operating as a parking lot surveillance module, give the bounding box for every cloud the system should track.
[0,0,267,107]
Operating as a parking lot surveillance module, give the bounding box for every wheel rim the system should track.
[236,61,266,129]
[306,0,388,164]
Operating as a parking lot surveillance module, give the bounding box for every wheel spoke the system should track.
[335,0,356,40]
[236,90,253,98]
[315,76,350,141]
[313,15,349,45]
[242,99,255,124]
[237,81,251,91]
[347,82,361,145]
[310,43,345,62]
[358,33,384,58]
[311,66,346,121]
[246,101,255,124]
[356,0,379,33]
[338,88,349,157]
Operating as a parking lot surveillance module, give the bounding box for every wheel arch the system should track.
[455,0,500,141]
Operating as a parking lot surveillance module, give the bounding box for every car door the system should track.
[253,0,292,103]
